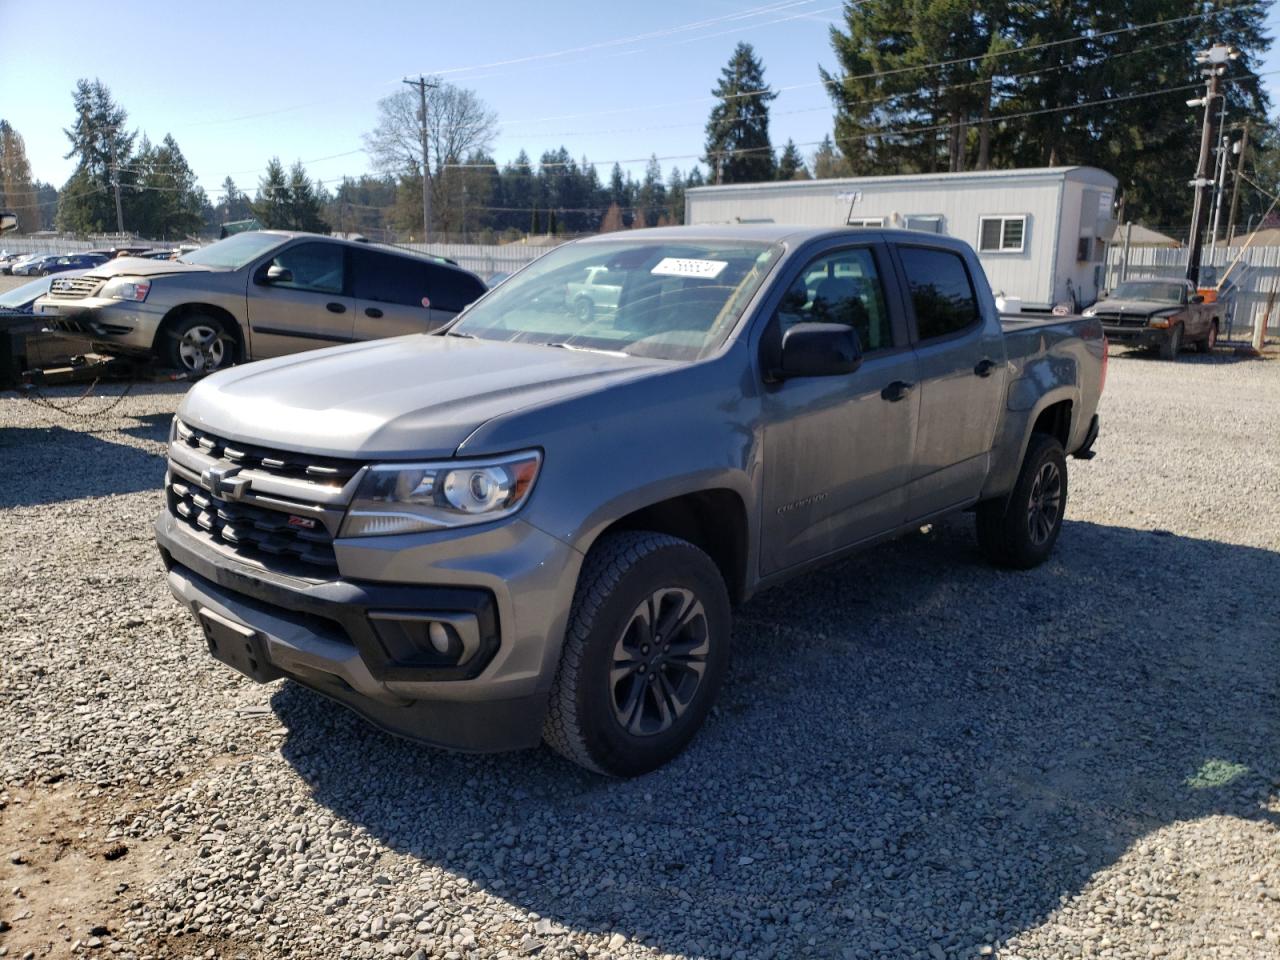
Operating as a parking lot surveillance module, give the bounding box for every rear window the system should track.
[351,250,430,308]
[425,263,486,313]
[898,246,981,341]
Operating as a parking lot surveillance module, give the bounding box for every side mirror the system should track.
[262,264,293,284]
[776,322,862,379]
[1190,293,1205,304]
[1098,290,1109,299]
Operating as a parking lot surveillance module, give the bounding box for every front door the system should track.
[894,243,1006,520]
[246,241,353,358]
[760,243,919,576]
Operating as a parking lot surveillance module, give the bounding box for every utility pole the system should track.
[403,76,438,244]
[106,125,125,236]
[1208,133,1230,261]
[1185,43,1238,286]
[1226,118,1251,244]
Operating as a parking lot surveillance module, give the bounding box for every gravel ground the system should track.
[1,347,1278,960]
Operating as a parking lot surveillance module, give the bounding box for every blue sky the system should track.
[0,0,847,198]
[3,0,1279,202]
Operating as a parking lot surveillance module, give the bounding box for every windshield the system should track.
[178,232,283,270]
[449,239,782,361]
[0,274,53,308]
[1111,280,1184,303]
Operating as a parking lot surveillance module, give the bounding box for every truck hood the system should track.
[178,335,664,459]
[1093,298,1179,315]
[86,257,217,279]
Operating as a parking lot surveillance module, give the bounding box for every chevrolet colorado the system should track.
[155,226,1105,776]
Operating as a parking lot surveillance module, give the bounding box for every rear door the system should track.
[244,240,354,358]
[350,248,437,339]
[893,243,1006,519]
[760,241,920,575]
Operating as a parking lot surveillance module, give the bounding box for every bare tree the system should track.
[364,81,498,179]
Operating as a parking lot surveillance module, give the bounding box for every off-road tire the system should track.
[542,531,731,777]
[1158,323,1183,360]
[975,433,1068,570]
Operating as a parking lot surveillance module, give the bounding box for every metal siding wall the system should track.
[1104,244,1280,334]
[686,178,1066,306]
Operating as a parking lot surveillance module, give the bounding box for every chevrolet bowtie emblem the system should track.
[201,464,251,501]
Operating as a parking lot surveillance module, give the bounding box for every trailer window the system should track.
[899,246,980,341]
[978,215,1026,253]
[847,217,884,228]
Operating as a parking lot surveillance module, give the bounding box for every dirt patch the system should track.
[1,784,166,957]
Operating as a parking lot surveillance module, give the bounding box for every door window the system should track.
[776,247,894,352]
[351,250,431,307]
[898,246,980,341]
[266,242,345,294]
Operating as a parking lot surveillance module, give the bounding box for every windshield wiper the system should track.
[445,329,477,338]
[542,341,629,357]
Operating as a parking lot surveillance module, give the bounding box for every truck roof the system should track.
[574,223,978,251]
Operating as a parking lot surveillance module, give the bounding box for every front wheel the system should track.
[160,313,237,374]
[1196,321,1218,354]
[543,531,731,777]
[975,433,1068,569]
[1158,323,1183,360]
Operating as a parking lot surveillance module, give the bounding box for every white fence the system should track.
[1105,244,1280,337]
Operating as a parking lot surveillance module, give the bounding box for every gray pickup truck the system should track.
[155,226,1105,776]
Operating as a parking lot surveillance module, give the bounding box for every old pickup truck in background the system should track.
[1083,277,1219,359]
[155,226,1105,776]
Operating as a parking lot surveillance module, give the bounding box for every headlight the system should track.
[340,451,541,537]
[101,276,151,302]
[1082,306,1097,317]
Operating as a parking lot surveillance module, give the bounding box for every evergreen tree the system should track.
[251,158,291,229]
[0,120,36,233]
[704,42,777,184]
[812,135,852,179]
[636,155,667,227]
[666,166,687,225]
[287,161,328,233]
[777,139,810,180]
[131,134,205,238]
[57,78,136,234]
[600,202,625,232]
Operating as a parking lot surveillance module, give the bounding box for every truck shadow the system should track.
[272,518,1278,958]
[0,424,166,507]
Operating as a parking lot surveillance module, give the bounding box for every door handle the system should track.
[974,358,997,378]
[364,307,383,318]
[881,380,914,402]
[326,302,347,314]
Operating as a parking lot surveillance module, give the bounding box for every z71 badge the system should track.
[287,516,317,530]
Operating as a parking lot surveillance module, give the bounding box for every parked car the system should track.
[35,253,110,276]
[1084,277,1219,358]
[0,252,25,274]
[564,263,622,320]
[35,231,488,373]
[11,254,61,276]
[154,226,1106,776]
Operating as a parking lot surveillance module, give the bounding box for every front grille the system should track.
[48,276,103,299]
[1095,313,1150,328]
[166,478,338,568]
[166,422,363,573]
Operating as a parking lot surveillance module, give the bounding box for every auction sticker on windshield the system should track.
[651,257,728,279]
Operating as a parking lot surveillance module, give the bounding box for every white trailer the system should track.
[684,166,1119,312]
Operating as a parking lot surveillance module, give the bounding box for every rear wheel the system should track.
[1158,323,1183,360]
[976,433,1068,569]
[160,313,237,374]
[543,531,731,777]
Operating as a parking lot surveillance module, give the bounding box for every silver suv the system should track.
[35,231,487,373]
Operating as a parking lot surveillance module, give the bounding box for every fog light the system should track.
[428,621,452,655]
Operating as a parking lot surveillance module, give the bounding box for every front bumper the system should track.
[155,509,583,752]
[1099,322,1168,347]
[34,296,163,355]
